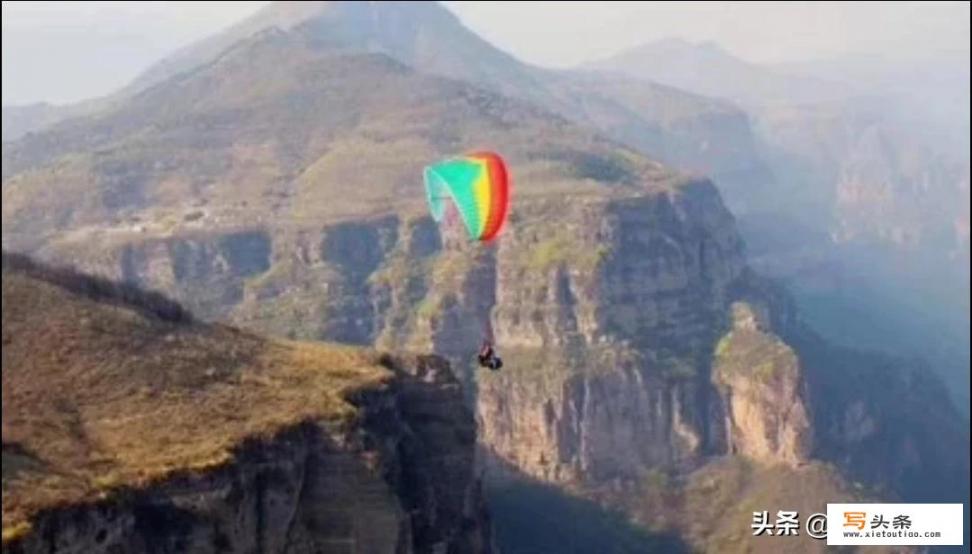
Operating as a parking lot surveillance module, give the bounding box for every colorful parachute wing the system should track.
[424,151,510,242]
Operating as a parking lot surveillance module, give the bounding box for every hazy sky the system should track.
[2,1,263,105]
[2,1,969,105]
[449,2,970,66]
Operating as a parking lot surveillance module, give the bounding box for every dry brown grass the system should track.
[1,266,391,541]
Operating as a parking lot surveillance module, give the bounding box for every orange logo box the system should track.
[843,512,867,530]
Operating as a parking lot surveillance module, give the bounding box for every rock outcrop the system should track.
[713,302,812,467]
[6,397,491,554]
[1,257,492,553]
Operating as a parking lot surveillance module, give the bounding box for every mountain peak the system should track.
[600,37,746,71]
[250,0,460,31]
[255,0,334,25]
[125,0,498,97]
[637,37,731,56]
[585,37,841,105]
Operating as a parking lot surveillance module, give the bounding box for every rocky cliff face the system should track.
[476,180,747,486]
[713,302,812,467]
[22,169,966,512]
[36,179,813,489]
[5,356,491,554]
[3,357,492,554]
[2,258,493,553]
[24,181,860,485]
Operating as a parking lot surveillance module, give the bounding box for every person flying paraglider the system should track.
[477,340,503,371]
[424,151,510,371]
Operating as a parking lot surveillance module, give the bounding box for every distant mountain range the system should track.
[585,37,850,106]
[8,7,965,266]
[3,2,769,198]
[587,36,970,244]
[2,24,686,255]
[585,36,971,407]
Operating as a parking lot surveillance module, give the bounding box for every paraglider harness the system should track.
[478,340,503,371]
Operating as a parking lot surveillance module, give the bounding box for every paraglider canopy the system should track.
[424,151,510,242]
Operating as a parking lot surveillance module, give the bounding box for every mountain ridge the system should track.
[583,37,849,107]
[2,0,768,200]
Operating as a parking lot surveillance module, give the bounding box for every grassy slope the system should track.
[1,257,391,541]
